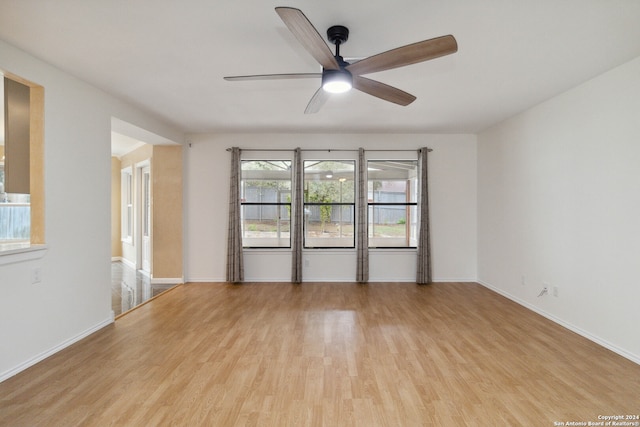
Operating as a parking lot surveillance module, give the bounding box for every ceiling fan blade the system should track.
[352,76,416,106]
[275,7,340,71]
[304,87,331,114]
[224,73,321,81]
[346,35,457,76]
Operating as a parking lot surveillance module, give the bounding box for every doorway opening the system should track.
[110,118,183,317]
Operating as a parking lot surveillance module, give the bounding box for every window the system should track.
[367,160,418,248]
[0,72,44,248]
[121,167,133,243]
[241,160,291,248]
[304,160,355,248]
[143,169,150,239]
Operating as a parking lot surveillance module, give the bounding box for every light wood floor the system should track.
[1,282,639,426]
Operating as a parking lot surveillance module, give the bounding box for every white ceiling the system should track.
[110,132,146,158]
[1,0,640,134]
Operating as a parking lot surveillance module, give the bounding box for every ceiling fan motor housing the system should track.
[327,25,349,46]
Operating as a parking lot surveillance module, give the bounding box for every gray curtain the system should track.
[356,147,369,283]
[291,148,303,283]
[226,147,244,283]
[416,147,432,284]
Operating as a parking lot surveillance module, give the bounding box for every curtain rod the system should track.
[225,148,432,152]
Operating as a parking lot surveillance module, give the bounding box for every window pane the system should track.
[242,160,291,202]
[304,204,354,248]
[303,160,355,248]
[367,160,418,248]
[143,171,150,237]
[0,203,30,242]
[242,205,290,247]
[241,160,292,247]
[304,160,355,203]
[0,164,31,242]
[121,169,133,242]
[367,160,418,203]
[369,205,417,247]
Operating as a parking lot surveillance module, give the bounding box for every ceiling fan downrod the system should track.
[327,25,349,64]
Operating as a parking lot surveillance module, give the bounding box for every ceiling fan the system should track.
[224,7,458,114]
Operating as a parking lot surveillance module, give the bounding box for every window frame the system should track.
[235,152,420,253]
[367,159,419,249]
[240,159,292,249]
[0,71,45,255]
[121,166,133,244]
[303,159,356,249]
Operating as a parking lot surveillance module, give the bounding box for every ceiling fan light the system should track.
[322,69,353,94]
[323,80,351,94]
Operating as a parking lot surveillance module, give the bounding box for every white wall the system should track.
[0,39,182,380]
[184,133,477,283]
[477,56,640,363]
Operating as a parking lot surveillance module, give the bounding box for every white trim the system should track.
[111,256,122,262]
[369,248,418,253]
[120,166,133,244]
[185,277,477,284]
[135,160,151,273]
[0,244,48,266]
[120,257,136,270]
[187,277,228,283]
[477,280,640,366]
[151,277,183,285]
[0,316,114,383]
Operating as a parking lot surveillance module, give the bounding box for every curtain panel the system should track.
[291,147,303,283]
[226,147,244,283]
[356,147,369,283]
[416,147,432,284]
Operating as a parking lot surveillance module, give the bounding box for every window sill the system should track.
[0,244,48,266]
[243,247,291,250]
[370,247,418,251]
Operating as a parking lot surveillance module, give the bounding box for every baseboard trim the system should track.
[0,316,114,383]
[477,280,640,366]
[151,277,183,285]
[187,277,228,283]
[119,258,136,270]
[185,277,478,284]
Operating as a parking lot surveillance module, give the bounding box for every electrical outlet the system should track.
[32,267,42,284]
[553,286,559,297]
[304,259,309,267]
[521,275,526,286]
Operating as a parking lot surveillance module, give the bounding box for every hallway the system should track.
[111,261,176,317]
